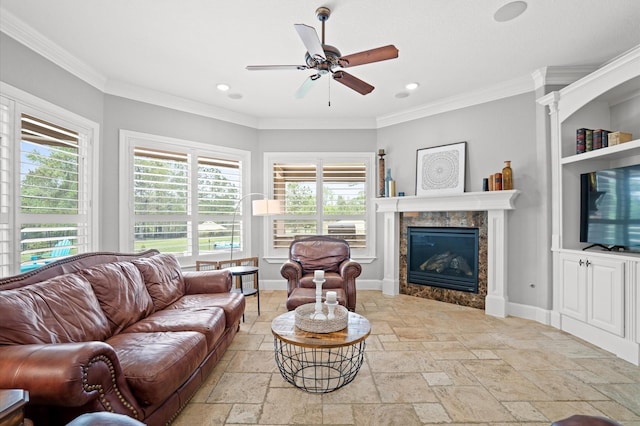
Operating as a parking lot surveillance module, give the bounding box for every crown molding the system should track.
[376,75,534,128]
[531,66,597,89]
[104,80,259,129]
[257,117,377,130]
[0,9,107,91]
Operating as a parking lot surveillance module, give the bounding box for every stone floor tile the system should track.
[225,350,279,373]
[207,372,270,404]
[462,360,548,401]
[322,403,354,424]
[373,372,438,403]
[595,383,640,415]
[501,401,549,422]
[171,402,231,426]
[520,369,607,401]
[433,386,515,422]
[259,402,322,424]
[366,350,439,372]
[533,401,606,423]
[352,403,422,426]
[413,402,452,423]
[226,403,262,424]
[423,372,454,386]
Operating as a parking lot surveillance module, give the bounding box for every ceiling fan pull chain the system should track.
[328,75,331,107]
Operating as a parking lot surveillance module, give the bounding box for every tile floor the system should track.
[173,290,640,425]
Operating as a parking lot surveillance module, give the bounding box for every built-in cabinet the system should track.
[539,45,640,365]
[558,251,624,336]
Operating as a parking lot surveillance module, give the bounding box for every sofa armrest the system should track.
[280,261,303,295]
[183,269,232,294]
[0,342,142,419]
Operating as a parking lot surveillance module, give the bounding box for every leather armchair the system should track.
[280,236,362,311]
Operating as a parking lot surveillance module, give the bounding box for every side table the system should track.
[0,389,30,426]
[271,310,370,393]
[226,265,260,320]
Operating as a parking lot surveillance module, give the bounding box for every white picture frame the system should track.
[416,141,466,196]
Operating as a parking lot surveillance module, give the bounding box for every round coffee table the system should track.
[271,309,370,393]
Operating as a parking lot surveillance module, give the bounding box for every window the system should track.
[119,131,250,265]
[264,152,375,259]
[0,85,98,276]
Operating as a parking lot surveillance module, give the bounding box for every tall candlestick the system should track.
[378,149,386,198]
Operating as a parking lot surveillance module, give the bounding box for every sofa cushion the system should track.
[132,253,185,310]
[0,274,111,345]
[80,261,155,334]
[168,292,245,329]
[107,331,207,406]
[122,307,226,351]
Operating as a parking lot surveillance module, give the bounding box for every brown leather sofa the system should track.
[0,250,245,426]
[280,236,362,311]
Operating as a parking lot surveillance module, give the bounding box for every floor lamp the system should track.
[229,193,281,261]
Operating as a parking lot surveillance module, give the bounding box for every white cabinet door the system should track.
[559,252,587,321]
[587,257,625,337]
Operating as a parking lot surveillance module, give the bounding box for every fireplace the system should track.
[407,227,479,293]
[376,191,519,316]
[399,211,488,309]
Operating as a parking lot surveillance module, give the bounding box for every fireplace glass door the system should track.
[407,227,479,293]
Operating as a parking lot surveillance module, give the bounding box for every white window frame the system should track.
[0,82,100,276]
[262,151,376,262]
[118,130,251,266]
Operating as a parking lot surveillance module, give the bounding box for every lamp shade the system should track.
[252,199,281,216]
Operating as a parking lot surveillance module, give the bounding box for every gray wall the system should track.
[103,95,258,250]
[2,32,553,309]
[377,93,549,307]
[257,129,378,281]
[0,33,104,129]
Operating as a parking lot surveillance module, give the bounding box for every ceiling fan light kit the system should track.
[246,6,398,100]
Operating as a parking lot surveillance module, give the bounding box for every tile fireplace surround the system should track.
[375,190,520,318]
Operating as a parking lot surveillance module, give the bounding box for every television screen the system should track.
[580,163,640,249]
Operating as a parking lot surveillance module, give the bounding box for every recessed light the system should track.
[395,92,410,99]
[405,82,419,91]
[216,83,230,92]
[228,93,243,100]
[494,1,527,22]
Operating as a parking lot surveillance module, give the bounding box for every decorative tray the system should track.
[294,303,348,333]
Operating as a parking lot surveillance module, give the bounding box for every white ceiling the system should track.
[1,0,640,128]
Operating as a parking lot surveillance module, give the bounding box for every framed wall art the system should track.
[416,141,466,196]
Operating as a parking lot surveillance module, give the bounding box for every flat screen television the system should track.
[580,163,640,250]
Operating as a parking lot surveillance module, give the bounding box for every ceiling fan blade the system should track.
[295,74,322,99]
[294,24,325,60]
[246,65,308,71]
[338,45,399,68]
[332,71,374,95]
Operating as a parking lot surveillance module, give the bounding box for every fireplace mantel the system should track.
[375,190,520,318]
[375,190,519,213]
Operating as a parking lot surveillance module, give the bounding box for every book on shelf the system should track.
[585,129,593,152]
[576,128,587,154]
[593,129,610,149]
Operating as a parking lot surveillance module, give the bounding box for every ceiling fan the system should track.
[246,7,399,98]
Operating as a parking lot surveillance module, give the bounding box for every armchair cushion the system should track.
[290,238,349,274]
